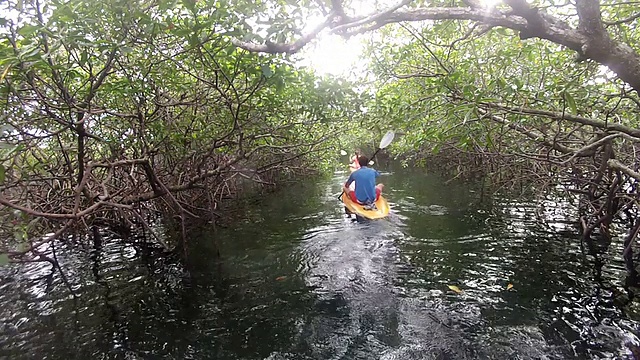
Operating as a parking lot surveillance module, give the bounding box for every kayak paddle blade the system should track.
[379,131,395,149]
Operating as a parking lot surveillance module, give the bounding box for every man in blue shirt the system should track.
[343,155,384,208]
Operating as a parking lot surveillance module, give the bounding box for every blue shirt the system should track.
[346,166,380,203]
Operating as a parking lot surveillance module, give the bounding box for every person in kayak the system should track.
[349,149,361,172]
[343,155,384,210]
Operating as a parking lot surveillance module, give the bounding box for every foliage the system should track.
[354,4,640,277]
[366,21,622,161]
[0,0,365,263]
[360,14,640,266]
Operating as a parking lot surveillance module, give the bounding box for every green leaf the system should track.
[0,164,4,184]
[0,253,9,266]
[514,78,523,90]
[20,46,41,58]
[80,50,88,66]
[274,75,285,92]
[56,5,77,21]
[563,90,577,113]
[261,64,273,78]
[462,84,475,98]
[181,0,196,12]
[17,24,40,37]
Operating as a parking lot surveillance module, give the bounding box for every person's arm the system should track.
[343,174,355,194]
[374,171,384,191]
[345,173,355,187]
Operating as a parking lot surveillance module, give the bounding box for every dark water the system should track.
[2,166,640,359]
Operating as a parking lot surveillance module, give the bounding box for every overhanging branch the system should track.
[609,159,640,182]
[230,15,334,54]
[480,101,640,138]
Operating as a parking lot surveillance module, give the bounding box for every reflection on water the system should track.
[1,166,640,359]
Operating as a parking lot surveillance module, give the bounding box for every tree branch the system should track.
[230,15,334,54]
[480,101,640,138]
[609,159,640,182]
[575,0,607,39]
[330,0,414,34]
[604,11,640,26]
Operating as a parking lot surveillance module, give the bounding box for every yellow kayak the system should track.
[341,192,390,220]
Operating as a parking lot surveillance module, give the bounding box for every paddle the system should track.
[369,130,395,165]
[338,130,395,201]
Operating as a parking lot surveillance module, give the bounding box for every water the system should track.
[1,166,640,359]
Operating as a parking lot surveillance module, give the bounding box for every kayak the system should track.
[341,191,390,220]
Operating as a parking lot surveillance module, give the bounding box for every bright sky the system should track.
[298,33,366,77]
[297,0,503,76]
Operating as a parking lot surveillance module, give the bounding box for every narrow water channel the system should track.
[1,165,639,359]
